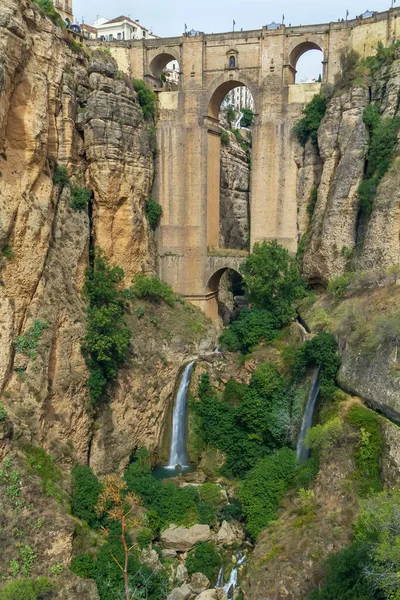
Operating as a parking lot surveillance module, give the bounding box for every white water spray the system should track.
[296,366,321,462]
[167,361,195,469]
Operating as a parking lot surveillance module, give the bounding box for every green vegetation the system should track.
[81,249,131,403]
[2,244,14,260]
[132,79,156,120]
[145,198,163,230]
[307,186,318,221]
[0,458,21,499]
[294,332,341,400]
[240,447,296,540]
[186,542,221,579]
[240,240,306,323]
[366,40,400,77]
[199,483,224,509]
[131,274,176,306]
[124,449,219,531]
[226,105,235,126]
[25,447,62,500]
[71,187,90,212]
[19,545,36,576]
[0,403,7,421]
[71,465,103,528]
[293,94,327,148]
[327,273,352,300]
[305,417,343,453]
[334,49,365,90]
[0,577,51,600]
[358,105,400,217]
[220,130,230,145]
[194,363,294,477]
[71,536,168,600]
[345,405,384,496]
[219,308,279,354]
[240,108,254,128]
[14,320,48,360]
[32,0,64,27]
[53,165,69,186]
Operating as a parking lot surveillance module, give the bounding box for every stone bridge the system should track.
[93,8,400,319]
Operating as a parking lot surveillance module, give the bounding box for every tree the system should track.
[96,476,143,600]
[240,241,306,324]
[240,108,254,128]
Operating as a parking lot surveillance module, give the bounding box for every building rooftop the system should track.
[97,15,149,32]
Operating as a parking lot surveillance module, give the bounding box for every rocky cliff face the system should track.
[300,57,400,282]
[219,135,250,250]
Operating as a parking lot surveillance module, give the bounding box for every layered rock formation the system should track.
[219,134,250,250]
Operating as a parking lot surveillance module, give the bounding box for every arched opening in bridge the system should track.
[148,53,181,91]
[290,43,324,84]
[207,268,246,324]
[207,82,254,253]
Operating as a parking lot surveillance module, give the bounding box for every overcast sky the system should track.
[74,0,396,81]
[75,0,395,36]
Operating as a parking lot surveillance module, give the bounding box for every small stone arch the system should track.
[207,73,257,120]
[288,40,325,84]
[148,51,181,81]
[206,267,244,322]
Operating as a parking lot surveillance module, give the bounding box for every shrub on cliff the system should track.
[71,466,103,528]
[32,0,64,27]
[0,577,52,600]
[240,240,306,324]
[81,249,131,403]
[132,79,156,120]
[145,198,163,230]
[71,187,90,212]
[240,447,296,540]
[186,542,222,579]
[293,332,341,400]
[219,308,279,353]
[293,94,327,148]
[131,274,176,306]
[220,130,230,145]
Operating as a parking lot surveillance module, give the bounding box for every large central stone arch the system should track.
[94,7,400,319]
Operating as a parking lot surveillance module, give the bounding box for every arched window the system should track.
[229,56,236,69]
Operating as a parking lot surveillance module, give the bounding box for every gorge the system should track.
[2,1,400,599]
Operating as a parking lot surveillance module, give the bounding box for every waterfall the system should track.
[167,361,195,470]
[216,552,247,599]
[296,366,321,462]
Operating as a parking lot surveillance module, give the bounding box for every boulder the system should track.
[140,547,162,573]
[161,524,211,552]
[189,572,210,594]
[196,590,227,600]
[166,584,192,600]
[216,520,245,546]
[176,563,189,583]
[162,548,177,559]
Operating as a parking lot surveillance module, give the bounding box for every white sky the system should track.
[74,0,397,80]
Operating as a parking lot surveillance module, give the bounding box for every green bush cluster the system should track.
[345,405,384,496]
[365,40,400,77]
[25,447,62,500]
[145,198,163,230]
[240,108,254,128]
[71,187,91,212]
[186,542,222,579]
[0,577,51,600]
[304,417,343,453]
[131,274,176,306]
[81,249,131,403]
[53,165,69,186]
[358,105,400,217]
[327,273,352,300]
[239,447,296,539]
[71,465,103,528]
[124,449,220,531]
[2,244,14,260]
[220,131,230,146]
[293,94,327,148]
[0,403,7,422]
[194,363,293,477]
[71,533,168,600]
[14,320,48,360]
[334,49,365,90]
[307,186,318,220]
[310,489,400,599]
[219,308,279,354]
[32,0,64,27]
[294,333,341,400]
[132,79,156,120]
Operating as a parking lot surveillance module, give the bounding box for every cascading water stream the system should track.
[167,361,195,470]
[216,552,247,600]
[296,366,321,462]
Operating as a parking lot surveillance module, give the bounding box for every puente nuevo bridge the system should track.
[92,8,400,319]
